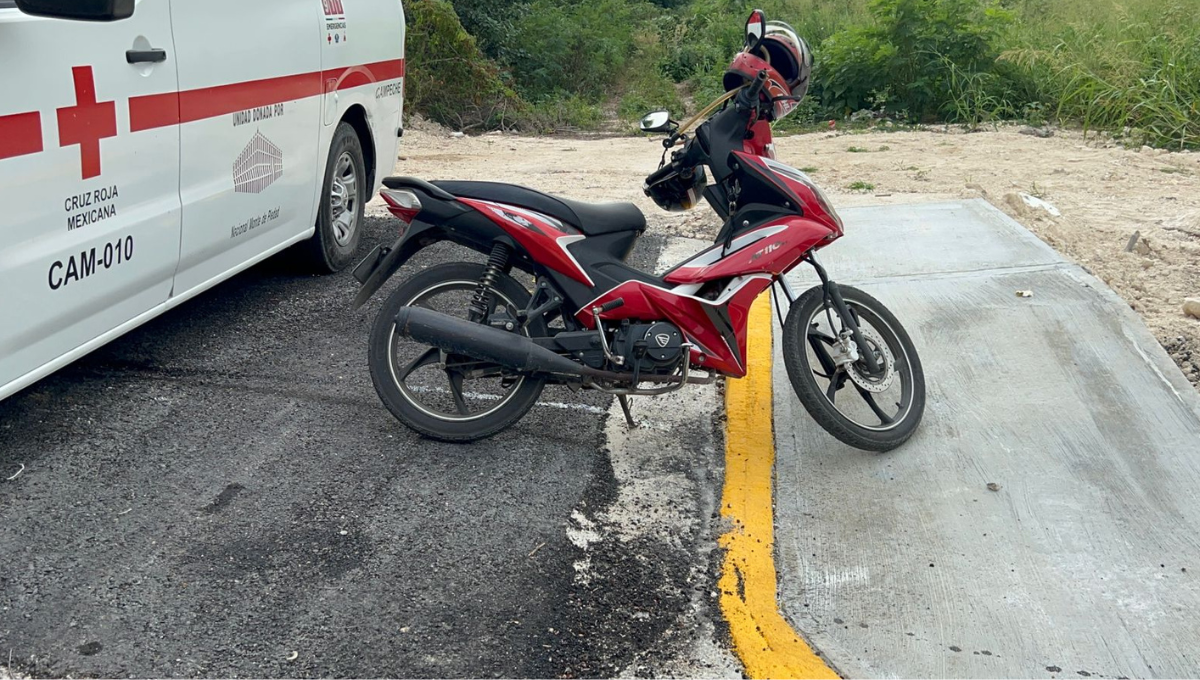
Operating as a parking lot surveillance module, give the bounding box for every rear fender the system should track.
[351,212,535,308]
[351,221,446,308]
[354,182,554,308]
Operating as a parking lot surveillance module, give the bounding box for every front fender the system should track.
[351,221,443,309]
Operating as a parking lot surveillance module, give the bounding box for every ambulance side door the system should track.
[0,1,181,398]
[169,0,324,296]
[319,0,405,199]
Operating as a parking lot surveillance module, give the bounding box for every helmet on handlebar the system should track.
[644,162,708,213]
[723,21,812,121]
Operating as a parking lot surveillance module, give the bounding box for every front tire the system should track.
[304,122,366,273]
[781,284,925,452]
[368,262,547,442]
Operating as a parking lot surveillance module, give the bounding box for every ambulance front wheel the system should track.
[306,122,367,273]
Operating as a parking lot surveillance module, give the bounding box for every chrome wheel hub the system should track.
[329,151,358,246]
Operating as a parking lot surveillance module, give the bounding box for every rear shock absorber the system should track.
[470,241,512,322]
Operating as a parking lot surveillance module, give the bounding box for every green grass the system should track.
[411,0,1200,147]
[800,166,819,173]
[848,180,876,191]
[1000,0,1200,148]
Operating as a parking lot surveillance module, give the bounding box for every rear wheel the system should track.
[781,284,925,452]
[368,262,547,442]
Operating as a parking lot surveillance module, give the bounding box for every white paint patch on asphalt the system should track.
[567,509,602,549]
[568,511,603,584]
[773,200,1200,678]
[576,236,742,679]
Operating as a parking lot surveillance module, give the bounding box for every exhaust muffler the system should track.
[393,306,590,378]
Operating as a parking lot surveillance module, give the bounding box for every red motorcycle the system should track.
[353,10,925,451]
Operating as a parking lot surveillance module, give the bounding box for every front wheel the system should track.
[781,284,925,452]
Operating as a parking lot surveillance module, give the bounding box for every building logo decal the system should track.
[233,131,283,194]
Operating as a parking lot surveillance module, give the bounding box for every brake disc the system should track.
[846,327,896,393]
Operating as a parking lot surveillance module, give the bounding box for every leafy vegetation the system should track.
[403,0,524,130]
[403,0,1200,147]
[817,0,1013,121]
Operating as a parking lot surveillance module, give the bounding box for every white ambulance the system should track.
[0,0,405,402]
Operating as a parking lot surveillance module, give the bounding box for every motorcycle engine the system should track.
[611,322,685,373]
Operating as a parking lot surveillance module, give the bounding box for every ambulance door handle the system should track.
[126,48,167,64]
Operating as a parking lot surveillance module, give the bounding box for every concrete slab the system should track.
[789,199,1066,282]
[773,199,1200,679]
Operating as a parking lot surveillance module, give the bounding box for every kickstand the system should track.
[617,394,637,428]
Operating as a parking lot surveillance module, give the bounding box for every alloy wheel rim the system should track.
[803,302,913,432]
[329,151,358,246]
[387,280,528,422]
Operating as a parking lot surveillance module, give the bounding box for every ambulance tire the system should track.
[304,122,366,273]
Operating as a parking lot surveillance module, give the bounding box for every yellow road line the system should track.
[719,294,840,680]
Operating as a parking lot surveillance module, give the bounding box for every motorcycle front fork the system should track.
[774,254,882,376]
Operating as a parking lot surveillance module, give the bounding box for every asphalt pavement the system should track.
[0,219,729,678]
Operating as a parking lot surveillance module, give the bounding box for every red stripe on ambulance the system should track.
[0,111,44,161]
[129,59,405,132]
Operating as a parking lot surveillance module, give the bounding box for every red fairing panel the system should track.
[743,118,775,158]
[574,275,773,377]
[460,198,594,286]
[663,217,834,285]
[733,151,844,236]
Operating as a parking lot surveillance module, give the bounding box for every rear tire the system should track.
[368,262,547,442]
[303,122,366,273]
[781,284,925,452]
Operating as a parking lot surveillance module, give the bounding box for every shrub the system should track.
[505,0,653,101]
[519,95,606,132]
[404,0,526,130]
[449,0,525,61]
[617,29,685,121]
[816,0,1013,121]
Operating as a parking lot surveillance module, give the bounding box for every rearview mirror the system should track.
[745,9,766,52]
[15,0,133,21]
[639,110,675,134]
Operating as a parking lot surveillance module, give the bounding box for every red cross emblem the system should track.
[56,66,117,180]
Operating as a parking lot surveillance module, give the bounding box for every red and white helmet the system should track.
[723,12,813,121]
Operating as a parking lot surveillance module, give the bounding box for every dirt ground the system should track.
[370,122,1200,390]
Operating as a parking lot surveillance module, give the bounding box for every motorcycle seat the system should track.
[432,180,647,237]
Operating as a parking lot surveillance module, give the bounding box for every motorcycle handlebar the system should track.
[738,70,769,109]
[650,69,767,186]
